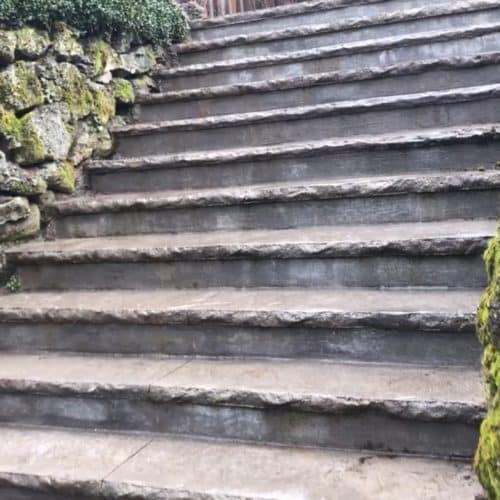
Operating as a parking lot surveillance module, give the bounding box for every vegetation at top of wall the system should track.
[475,225,500,499]
[0,0,189,45]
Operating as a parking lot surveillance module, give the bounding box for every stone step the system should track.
[189,0,460,41]
[0,287,482,365]
[179,1,500,66]
[0,426,482,499]
[88,125,500,193]
[50,172,500,238]
[115,85,500,157]
[0,353,484,457]
[139,54,500,122]
[7,220,495,291]
[159,24,500,91]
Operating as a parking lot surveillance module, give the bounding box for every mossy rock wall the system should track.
[475,225,500,499]
[0,23,173,254]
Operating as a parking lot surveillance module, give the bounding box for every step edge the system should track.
[115,83,500,137]
[53,171,500,215]
[190,0,388,31]
[0,377,485,422]
[6,235,493,265]
[179,0,500,54]
[139,53,500,104]
[0,303,477,331]
[159,22,500,78]
[87,125,500,173]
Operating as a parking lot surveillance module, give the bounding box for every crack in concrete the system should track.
[102,436,155,482]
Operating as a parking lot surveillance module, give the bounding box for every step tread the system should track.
[179,0,500,53]
[140,53,500,104]
[160,22,500,77]
[54,170,500,215]
[7,219,496,263]
[0,353,485,414]
[89,124,500,172]
[115,83,500,136]
[0,426,482,499]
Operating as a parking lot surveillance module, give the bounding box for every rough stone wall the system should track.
[0,24,169,279]
[475,224,500,499]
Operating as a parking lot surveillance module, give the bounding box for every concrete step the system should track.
[189,0,460,41]
[88,125,500,193]
[178,1,500,65]
[0,426,482,499]
[7,220,495,290]
[50,172,500,238]
[160,24,500,91]
[139,54,500,122]
[116,85,500,157]
[0,353,484,457]
[0,287,482,365]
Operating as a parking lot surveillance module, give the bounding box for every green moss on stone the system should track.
[15,27,50,59]
[16,112,46,164]
[476,225,500,499]
[41,160,76,193]
[86,39,116,77]
[92,88,115,125]
[112,78,135,105]
[475,395,500,499]
[0,104,22,146]
[0,61,44,112]
[59,64,94,119]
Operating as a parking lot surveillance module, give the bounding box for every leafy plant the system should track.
[0,0,189,44]
[5,274,21,293]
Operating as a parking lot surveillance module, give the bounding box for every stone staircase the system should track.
[1,0,500,497]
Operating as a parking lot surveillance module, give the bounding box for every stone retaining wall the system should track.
[0,24,171,279]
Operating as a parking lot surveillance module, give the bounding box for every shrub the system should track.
[0,0,188,44]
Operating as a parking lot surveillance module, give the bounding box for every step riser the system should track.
[0,392,479,457]
[52,190,500,238]
[116,97,500,157]
[91,142,500,194]
[164,32,500,90]
[190,0,452,41]
[181,8,500,66]
[0,322,480,366]
[140,63,500,122]
[14,255,487,291]
[0,487,85,500]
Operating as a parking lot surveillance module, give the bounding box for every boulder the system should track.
[0,196,30,225]
[0,31,16,66]
[53,26,85,63]
[69,119,113,165]
[0,203,40,242]
[15,103,73,165]
[15,28,50,60]
[0,151,47,195]
[39,161,76,194]
[0,61,44,112]
[117,46,157,76]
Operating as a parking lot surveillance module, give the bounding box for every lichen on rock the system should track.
[0,31,16,66]
[0,151,46,196]
[15,27,50,60]
[475,226,500,500]
[112,78,135,105]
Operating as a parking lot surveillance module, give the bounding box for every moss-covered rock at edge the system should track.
[91,87,115,125]
[112,78,135,105]
[86,39,117,78]
[40,160,76,194]
[15,27,50,59]
[475,225,500,499]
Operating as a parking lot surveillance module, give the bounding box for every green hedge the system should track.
[0,0,188,44]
